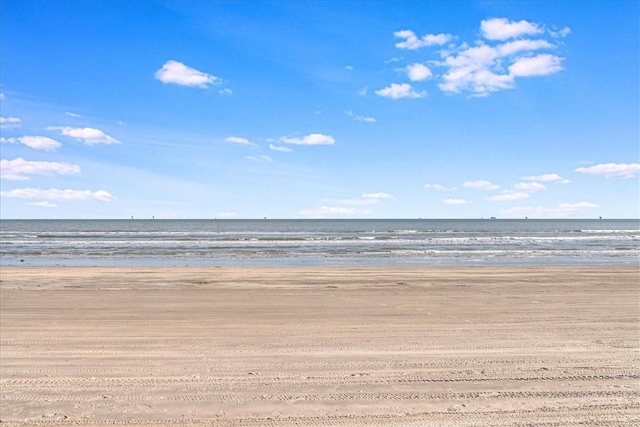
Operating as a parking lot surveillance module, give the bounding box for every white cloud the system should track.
[155,60,219,88]
[27,201,57,208]
[394,30,453,50]
[64,112,82,118]
[1,158,81,181]
[345,65,354,71]
[0,188,116,202]
[486,191,530,201]
[1,136,62,151]
[424,183,457,191]
[47,126,119,145]
[375,83,426,99]
[521,173,570,183]
[246,155,274,162]
[480,18,542,40]
[269,144,293,152]
[298,206,372,217]
[463,180,500,190]
[218,88,233,95]
[388,18,566,96]
[362,192,393,200]
[322,192,393,207]
[280,133,335,146]
[224,136,253,145]
[346,110,376,123]
[443,198,470,205]
[501,202,599,218]
[574,163,640,179]
[509,54,564,77]
[514,182,546,192]
[0,116,21,128]
[406,63,433,81]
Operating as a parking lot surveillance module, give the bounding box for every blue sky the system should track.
[1,0,638,219]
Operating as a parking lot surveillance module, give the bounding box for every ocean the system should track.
[0,219,638,267]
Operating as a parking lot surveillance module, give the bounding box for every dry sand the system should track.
[0,266,638,426]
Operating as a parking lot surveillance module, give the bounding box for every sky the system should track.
[0,0,638,219]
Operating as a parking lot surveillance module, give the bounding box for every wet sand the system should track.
[1,266,638,426]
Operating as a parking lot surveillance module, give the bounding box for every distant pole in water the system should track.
[131,216,133,220]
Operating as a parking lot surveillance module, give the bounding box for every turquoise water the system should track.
[1,219,638,266]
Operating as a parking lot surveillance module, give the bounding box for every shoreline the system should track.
[2,265,638,425]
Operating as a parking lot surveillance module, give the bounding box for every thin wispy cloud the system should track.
[521,173,570,183]
[280,133,335,146]
[346,110,376,123]
[246,155,274,162]
[268,144,293,152]
[0,158,81,181]
[224,136,254,145]
[463,180,500,190]
[574,163,640,179]
[486,191,530,202]
[443,198,470,204]
[47,126,119,145]
[0,116,21,128]
[514,182,547,192]
[1,136,62,151]
[501,202,599,218]
[0,188,116,202]
[424,183,457,191]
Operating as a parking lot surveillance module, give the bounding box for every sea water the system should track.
[0,219,638,266]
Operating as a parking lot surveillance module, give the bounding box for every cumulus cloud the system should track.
[389,18,567,97]
[47,126,119,145]
[0,188,116,202]
[574,163,640,179]
[1,136,62,151]
[268,144,293,152]
[394,30,453,50]
[346,110,376,123]
[1,158,81,181]
[155,60,219,88]
[521,173,570,183]
[480,18,542,40]
[501,202,599,218]
[443,198,470,205]
[424,183,457,191]
[280,133,335,146]
[509,54,564,77]
[486,191,530,201]
[463,180,500,190]
[406,63,433,81]
[0,116,21,128]
[224,136,253,145]
[375,83,426,99]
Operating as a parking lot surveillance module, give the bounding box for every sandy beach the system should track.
[1,265,638,426]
